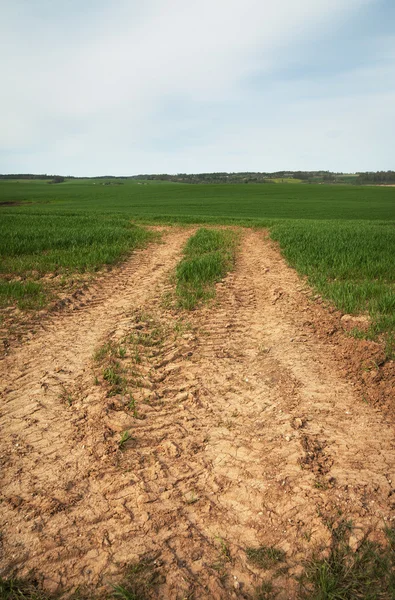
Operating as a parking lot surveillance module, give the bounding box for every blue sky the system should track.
[1,0,394,175]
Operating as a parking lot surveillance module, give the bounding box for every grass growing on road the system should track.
[176,228,238,309]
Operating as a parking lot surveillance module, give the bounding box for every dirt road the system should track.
[0,228,394,599]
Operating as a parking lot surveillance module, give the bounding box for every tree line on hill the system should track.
[1,171,394,184]
[355,171,395,184]
[130,171,328,183]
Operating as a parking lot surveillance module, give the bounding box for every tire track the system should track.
[0,228,193,588]
[0,228,394,600]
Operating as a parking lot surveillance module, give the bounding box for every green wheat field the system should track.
[1,179,394,353]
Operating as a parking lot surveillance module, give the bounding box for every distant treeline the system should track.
[0,174,58,180]
[355,171,395,184]
[131,171,329,183]
[1,171,394,184]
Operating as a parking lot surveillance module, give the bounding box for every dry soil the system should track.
[0,228,394,599]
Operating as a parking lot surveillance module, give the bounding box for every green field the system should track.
[1,179,394,353]
[1,178,394,222]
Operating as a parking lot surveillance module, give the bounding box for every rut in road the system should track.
[0,228,192,580]
[0,228,394,599]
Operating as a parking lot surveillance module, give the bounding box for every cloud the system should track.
[0,0,393,174]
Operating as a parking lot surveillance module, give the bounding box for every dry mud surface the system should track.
[0,228,394,599]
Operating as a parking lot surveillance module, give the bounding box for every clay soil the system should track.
[0,228,394,599]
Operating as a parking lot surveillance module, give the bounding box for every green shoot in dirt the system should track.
[118,430,132,450]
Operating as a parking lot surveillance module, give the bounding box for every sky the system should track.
[0,0,394,176]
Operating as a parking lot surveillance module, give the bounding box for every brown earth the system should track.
[0,228,394,599]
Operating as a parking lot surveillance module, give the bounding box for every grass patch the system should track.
[299,522,395,599]
[103,364,125,394]
[111,557,161,600]
[253,582,276,599]
[0,576,50,600]
[93,341,130,398]
[176,228,238,309]
[0,280,46,310]
[246,546,286,570]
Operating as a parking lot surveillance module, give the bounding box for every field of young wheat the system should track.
[1,179,394,349]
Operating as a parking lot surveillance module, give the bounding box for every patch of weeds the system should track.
[127,395,139,418]
[254,581,277,600]
[174,320,192,336]
[94,341,126,362]
[385,525,395,551]
[103,362,126,396]
[94,341,113,362]
[0,576,51,600]
[314,479,329,490]
[128,327,165,349]
[119,430,132,450]
[132,348,142,364]
[348,327,370,340]
[59,385,73,406]
[103,364,123,384]
[210,537,232,583]
[217,537,232,563]
[111,557,161,600]
[299,522,395,599]
[246,546,286,570]
[0,577,95,600]
[161,290,173,310]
